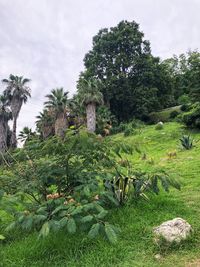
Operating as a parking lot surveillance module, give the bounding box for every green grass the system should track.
[1,122,200,267]
[149,106,182,122]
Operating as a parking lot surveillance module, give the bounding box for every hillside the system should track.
[1,122,200,267]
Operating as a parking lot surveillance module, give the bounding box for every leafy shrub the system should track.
[0,131,180,244]
[178,94,191,105]
[181,103,200,129]
[155,122,164,130]
[124,126,135,137]
[170,110,179,119]
[180,104,191,112]
[180,135,193,150]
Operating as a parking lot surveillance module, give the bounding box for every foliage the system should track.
[181,102,200,129]
[104,166,180,205]
[0,128,180,244]
[79,20,175,122]
[180,135,194,150]
[18,127,35,144]
[170,110,179,119]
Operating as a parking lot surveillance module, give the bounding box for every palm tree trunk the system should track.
[0,119,7,153]
[55,112,67,138]
[86,103,96,133]
[11,117,17,148]
[11,98,22,148]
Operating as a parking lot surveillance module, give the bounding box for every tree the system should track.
[2,74,31,147]
[44,88,68,138]
[18,127,35,145]
[0,95,12,153]
[78,79,103,133]
[36,109,55,139]
[80,20,175,121]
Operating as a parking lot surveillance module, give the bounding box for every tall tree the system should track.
[36,109,55,139]
[44,88,68,138]
[2,74,31,147]
[78,78,103,133]
[0,95,12,153]
[80,20,174,121]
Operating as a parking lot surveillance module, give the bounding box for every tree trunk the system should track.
[86,103,96,133]
[55,112,67,138]
[11,98,22,148]
[0,118,7,153]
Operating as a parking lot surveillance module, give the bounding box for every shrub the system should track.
[180,104,191,112]
[181,103,200,129]
[180,135,193,150]
[0,131,180,244]
[170,110,179,119]
[124,126,135,137]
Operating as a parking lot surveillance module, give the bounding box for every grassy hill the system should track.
[1,122,200,267]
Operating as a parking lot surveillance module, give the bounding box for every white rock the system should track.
[153,218,192,243]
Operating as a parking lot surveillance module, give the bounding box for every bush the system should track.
[124,127,135,137]
[180,104,191,112]
[170,110,179,119]
[181,102,200,129]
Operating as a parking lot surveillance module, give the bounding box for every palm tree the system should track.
[0,95,12,152]
[2,74,31,147]
[78,79,103,133]
[36,109,55,139]
[44,88,68,138]
[18,127,35,144]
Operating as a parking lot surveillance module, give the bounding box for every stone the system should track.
[153,218,192,243]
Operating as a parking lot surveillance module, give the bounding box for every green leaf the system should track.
[96,210,108,219]
[6,222,17,232]
[51,205,66,215]
[0,234,5,240]
[71,206,83,216]
[67,218,76,234]
[104,223,117,244]
[59,217,68,228]
[88,223,100,239]
[34,215,47,224]
[81,215,93,223]
[39,222,50,237]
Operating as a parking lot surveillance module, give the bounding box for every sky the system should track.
[0,0,199,133]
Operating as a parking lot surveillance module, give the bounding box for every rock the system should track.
[154,254,162,260]
[155,122,164,130]
[153,218,192,243]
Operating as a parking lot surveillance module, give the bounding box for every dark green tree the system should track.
[79,20,174,121]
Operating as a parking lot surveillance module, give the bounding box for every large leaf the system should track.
[104,223,117,244]
[96,210,108,220]
[0,234,5,240]
[39,222,50,237]
[67,218,76,234]
[81,215,93,223]
[88,223,100,239]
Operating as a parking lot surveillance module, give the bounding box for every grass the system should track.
[1,122,200,266]
[149,105,182,122]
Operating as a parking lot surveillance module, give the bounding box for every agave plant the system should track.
[180,135,193,150]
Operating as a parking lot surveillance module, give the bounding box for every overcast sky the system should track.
[0,0,199,133]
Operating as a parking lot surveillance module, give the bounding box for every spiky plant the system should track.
[180,135,193,150]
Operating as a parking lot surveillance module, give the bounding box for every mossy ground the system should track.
[1,122,200,267]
